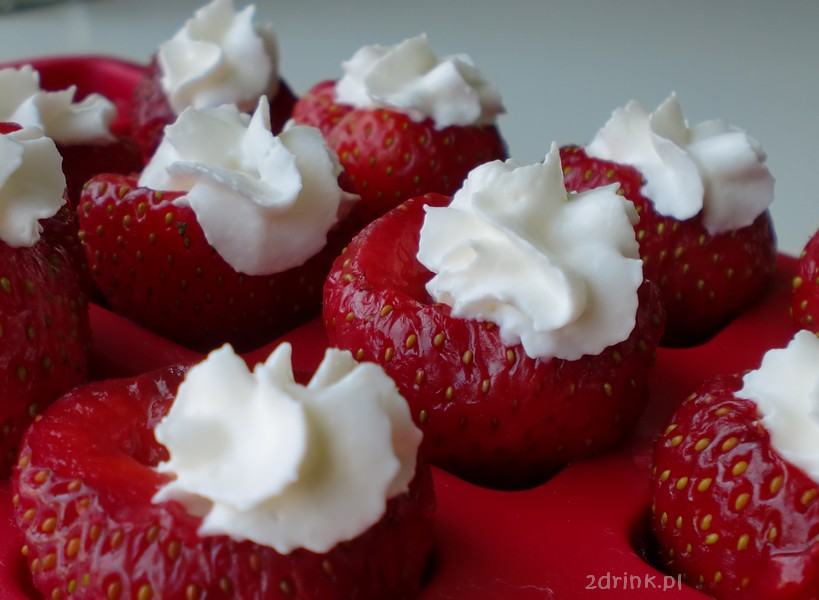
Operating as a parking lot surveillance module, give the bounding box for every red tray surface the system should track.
[0,56,800,599]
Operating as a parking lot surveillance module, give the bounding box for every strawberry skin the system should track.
[78,173,355,354]
[326,108,507,229]
[1,120,90,476]
[57,138,143,210]
[130,57,298,160]
[323,193,665,488]
[651,375,819,599]
[560,145,777,347]
[12,364,435,600]
[792,229,819,333]
[290,79,354,137]
[0,207,90,478]
[129,59,175,161]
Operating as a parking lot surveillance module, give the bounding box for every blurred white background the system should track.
[0,0,816,254]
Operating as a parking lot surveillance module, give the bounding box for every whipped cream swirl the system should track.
[586,93,774,235]
[139,98,355,276]
[335,34,505,129]
[737,330,819,485]
[158,0,280,115]
[0,126,66,248]
[153,343,422,554]
[417,144,642,361]
[0,65,116,145]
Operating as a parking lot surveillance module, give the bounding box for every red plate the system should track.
[0,56,799,599]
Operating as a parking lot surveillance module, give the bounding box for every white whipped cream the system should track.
[153,343,421,554]
[158,0,280,115]
[737,330,819,484]
[335,34,505,129]
[139,98,355,276]
[0,66,116,145]
[417,144,642,361]
[586,93,774,235]
[0,126,66,248]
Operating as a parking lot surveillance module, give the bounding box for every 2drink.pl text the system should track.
[586,572,683,592]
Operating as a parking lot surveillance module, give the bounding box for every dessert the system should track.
[561,93,777,346]
[0,65,142,207]
[79,98,357,353]
[131,0,297,160]
[0,123,90,478]
[792,229,819,333]
[291,34,508,228]
[323,146,665,487]
[12,343,435,599]
[0,27,812,600]
[651,330,819,598]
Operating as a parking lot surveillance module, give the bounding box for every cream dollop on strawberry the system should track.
[417,145,642,361]
[158,0,280,115]
[139,98,355,276]
[737,330,819,483]
[335,33,505,129]
[153,343,421,554]
[0,66,116,146]
[586,92,774,235]
[0,125,65,247]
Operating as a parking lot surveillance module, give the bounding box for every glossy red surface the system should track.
[0,56,799,599]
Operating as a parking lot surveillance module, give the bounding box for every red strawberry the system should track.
[129,59,176,161]
[131,57,298,161]
[792,229,819,333]
[290,79,354,136]
[41,201,94,301]
[0,64,144,209]
[78,173,357,354]
[0,124,90,478]
[651,374,819,599]
[57,138,143,210]
[288,34,509,232]
[12,363,435,600]
[323,193,665,488]
[325,108,507,229]
[38,145,140,308]
[560,145,777,347]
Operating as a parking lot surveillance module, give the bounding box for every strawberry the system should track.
[12,362,435,600]
[651,374,819,598]
[323,193,665,488]
[78,173,356,354]
[129,58,177,161]
[290,80,354,136]
[289,33,509,230]
[57,138,143,210]
[792,229,819,333]
[320,108,507,230]
[131,57,298,161]
[0,64,144,210]
[560,145,777,346]
[0,123,90,478]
